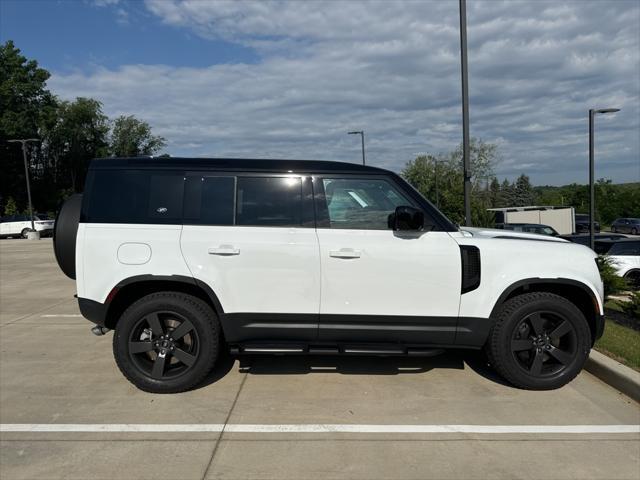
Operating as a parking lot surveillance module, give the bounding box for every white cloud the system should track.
[50,0,640,185]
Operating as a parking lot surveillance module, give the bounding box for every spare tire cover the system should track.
[53,194,83,279]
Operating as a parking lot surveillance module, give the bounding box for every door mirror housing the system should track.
[388,206,426,231]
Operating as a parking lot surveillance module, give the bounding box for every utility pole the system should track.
[588,108,620,250]
[7,138,39,237]
[459,0,471,226]
[348,130,366,165]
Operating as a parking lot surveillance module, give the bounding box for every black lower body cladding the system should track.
[53,194,83,279]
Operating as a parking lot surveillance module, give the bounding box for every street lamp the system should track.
[347,130,366,165]
[7,138,39,238]
[588,108,620,250]
[459,0,471,226]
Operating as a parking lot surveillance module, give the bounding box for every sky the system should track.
[1,0,639,186]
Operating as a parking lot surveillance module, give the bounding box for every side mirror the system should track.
[388,206,425,231]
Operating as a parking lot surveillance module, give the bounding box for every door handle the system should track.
[329,248,361,259]
[208,245,240,256]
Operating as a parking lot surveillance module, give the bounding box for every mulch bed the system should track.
[605,307,640,332]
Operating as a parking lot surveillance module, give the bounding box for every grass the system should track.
[595,319,640,372]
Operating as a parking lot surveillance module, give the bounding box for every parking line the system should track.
[1,424,638,434]
[41,314,82,318]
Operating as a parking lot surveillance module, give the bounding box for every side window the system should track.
[320,177,417,230]
[609,242,640,255]
[84,170,184,224]
[183,176,235,225]
[236,177,302,227]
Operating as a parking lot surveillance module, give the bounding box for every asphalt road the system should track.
[0,239,639,480]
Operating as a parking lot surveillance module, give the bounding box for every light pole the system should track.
[588,108,620,250]
[7,138,39,236]
[348,130,366,165]
[459,0,471,226]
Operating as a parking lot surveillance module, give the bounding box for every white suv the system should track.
[53,158,605,393]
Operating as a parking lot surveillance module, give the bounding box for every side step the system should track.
[230,344,445,357]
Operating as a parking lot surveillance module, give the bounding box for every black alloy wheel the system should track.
[487,292,591,390]
[113,292,220,393]
[510,311,577,377]
[128,311,199,381]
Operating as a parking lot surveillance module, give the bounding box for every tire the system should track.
[21,228,32,239]
[624,271,640,290]
[53,194,83,279]
[632,228,638,235]
[113,292,220,393]
[611,226,616,233]
[486,292,591,390]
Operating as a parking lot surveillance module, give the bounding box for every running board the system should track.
[230,344,445,357]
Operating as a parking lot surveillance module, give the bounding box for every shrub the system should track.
[622,291,640,319]
[597,255,628,299]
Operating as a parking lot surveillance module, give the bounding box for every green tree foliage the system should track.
[110,115,166,157]
[1,41,168,213]
[0,41,57,213]
[535,181,639,224]
[402,138,498,225]
[597,256,628,299]
[3,197,18,215]
[513,174,534,207]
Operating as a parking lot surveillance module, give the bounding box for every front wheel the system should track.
[632,227,638,235]
[611,226,617,233]
[486,292,591,390]
[113,292,220,393]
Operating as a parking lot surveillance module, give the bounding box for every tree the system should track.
[42,97,110,192]
[3,197,18,215]
[110,115,166,157]
[0,40,57,214]
[513,174,534,207]
[402,138,499,225]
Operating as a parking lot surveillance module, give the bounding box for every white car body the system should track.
[54,157,607,392]
[0,214,55,238]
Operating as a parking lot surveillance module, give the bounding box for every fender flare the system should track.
[489,277,601,319]
[110,274,225,315]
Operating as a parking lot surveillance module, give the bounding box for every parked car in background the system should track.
[611,218,640,235]
[598,239,640,288]
[0,214,55,238]
[574,214,600,233]
[560,233,628,253]
[496,223,559,236]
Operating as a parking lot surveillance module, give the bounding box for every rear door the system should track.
[314,175,461,344]
[180,173,320,343]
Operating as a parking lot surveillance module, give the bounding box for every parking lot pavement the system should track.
[1,239,639,480]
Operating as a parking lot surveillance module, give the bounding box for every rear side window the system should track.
[183,176,235,225]
[84,170,184,224]
[236,177,303,227]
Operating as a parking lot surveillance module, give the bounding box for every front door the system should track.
[180,174,320,343]
[314,176,461,344]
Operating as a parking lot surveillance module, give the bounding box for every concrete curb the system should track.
[585,350,640,403]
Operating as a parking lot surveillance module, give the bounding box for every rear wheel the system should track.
[611,226,617,233]
[113,292,220,393]
[21,228,32,239]
[632,227,638,235]
[486,292,591,390]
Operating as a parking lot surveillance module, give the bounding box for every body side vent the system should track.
[460,245,481,294]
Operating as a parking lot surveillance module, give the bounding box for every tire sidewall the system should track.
[493,295,591,390]
[113,293,219,393]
